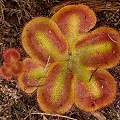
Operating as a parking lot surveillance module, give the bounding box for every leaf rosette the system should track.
[20,4,120,113]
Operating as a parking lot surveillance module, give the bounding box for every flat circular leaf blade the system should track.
[52,4,96,48]
[22,17,68,66]
[73,27,120,69]
[37,62,74,114]
[74,70,116,111]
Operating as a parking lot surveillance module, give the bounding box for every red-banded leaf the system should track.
[23,58,45,79]
[0,66,12,79]
[18,73,38,93]
[11,61,24,76]
[23,58,41,72]
[37,62,74,114]
[52,4,96,48]
[4,61,12,68]
[74,69,116,111]
[22,17,68,66]
[18,58,45,93]
[72,27,120,69]
[4,48,20,61]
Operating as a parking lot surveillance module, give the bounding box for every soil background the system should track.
[0,0,120,120]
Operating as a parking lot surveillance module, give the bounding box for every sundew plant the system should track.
[0,4,120,114]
